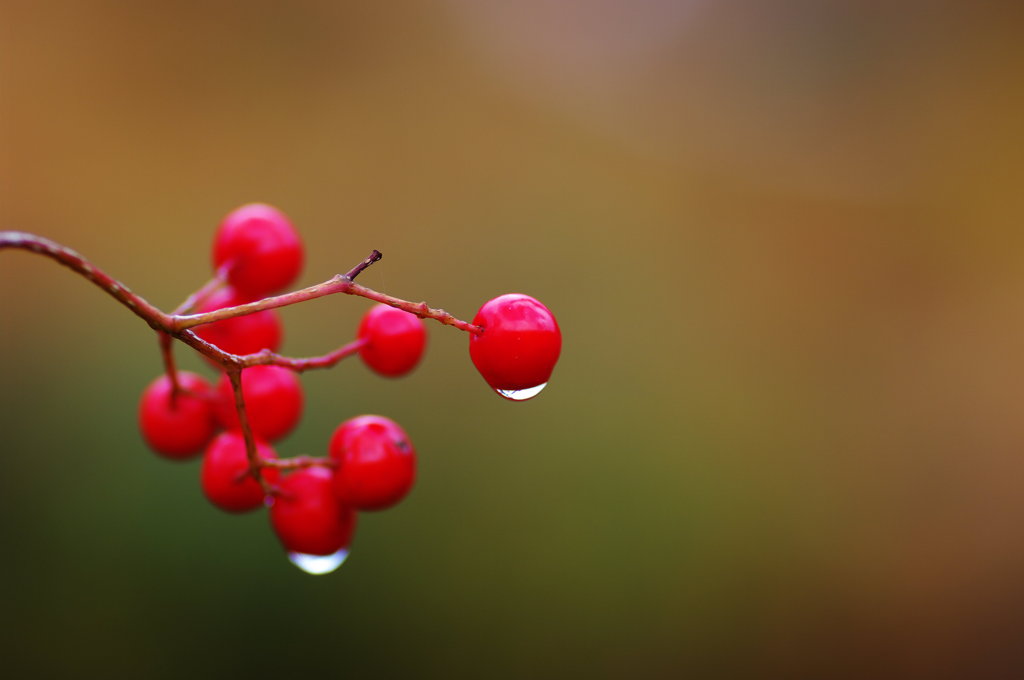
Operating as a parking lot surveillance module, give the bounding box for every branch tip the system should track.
[343,249,382,281]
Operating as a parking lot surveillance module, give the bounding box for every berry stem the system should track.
[344,281,484,335]
[157,332,181,398]
[225,367,273,494]
[158,269,229,397]
[172,268,228,315]
[233,338,367,372]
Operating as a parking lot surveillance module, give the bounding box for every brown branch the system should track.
[2,233,482,358]
[0,231,171,331]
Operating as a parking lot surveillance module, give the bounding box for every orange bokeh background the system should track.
[2,1,1024,676]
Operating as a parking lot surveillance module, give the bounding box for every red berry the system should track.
[200,431,280,513]
[216,366,303,442]
[270,467,356,556]
[357,304,427,378]
[212,203,304,298]
[329,415,415,511]
[192,286,283,358]
[138,371,218,459]
[469,294,561,398]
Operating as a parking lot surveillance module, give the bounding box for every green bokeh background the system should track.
[2,1,1024,677]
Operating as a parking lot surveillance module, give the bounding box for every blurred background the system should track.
[1,0,1023,677]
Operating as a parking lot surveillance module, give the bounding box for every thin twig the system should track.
[342,249,382,281]
[345,282,484,335]
[172,268,228,315]
[173,251,482,335]
[235,338,367,372]
[262,456,336,470]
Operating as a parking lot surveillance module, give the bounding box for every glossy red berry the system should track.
[270,467,357,556]
[212,203,304,298]
[469,293,561,398]
[200,431,280,513]
[329,415,415,510]
[216,365,303,442]
[192,286,283,358]
[357,304,427,378]
[138,371,218,459]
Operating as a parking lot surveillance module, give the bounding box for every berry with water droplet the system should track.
[469,294,561,398]
[329,415,415,510]
[270,467,356,557]
[357,304,427,377]
[216,365,303,442]
[138,371,218,459]
[212,203,303,298]
[200,431,280,512]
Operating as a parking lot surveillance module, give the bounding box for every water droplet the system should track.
[287,549,349,575]
[495,382,547,401]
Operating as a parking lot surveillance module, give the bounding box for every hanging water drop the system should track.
[495,382,547,401]
[287,549,349,575]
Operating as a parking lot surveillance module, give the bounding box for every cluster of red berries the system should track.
[136,204,561,574]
